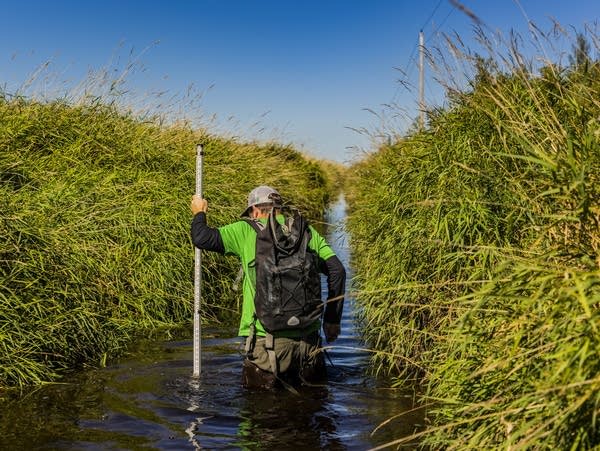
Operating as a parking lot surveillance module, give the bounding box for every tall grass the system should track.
[346,23,600,448]
[0,92,334,389]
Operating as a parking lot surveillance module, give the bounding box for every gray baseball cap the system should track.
[241,185,282,217]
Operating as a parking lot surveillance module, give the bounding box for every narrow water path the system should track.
[0,196,423,450]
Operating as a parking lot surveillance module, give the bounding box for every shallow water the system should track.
[0,197,424,450]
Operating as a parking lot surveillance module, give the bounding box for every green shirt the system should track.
[218,215,336,337]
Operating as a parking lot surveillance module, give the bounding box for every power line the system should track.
[403,0,445,78]
[420,0,444,33]
[428,5,456,42]
[392,1,450,103]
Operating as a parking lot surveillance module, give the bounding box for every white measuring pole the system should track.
[193,143,204,377]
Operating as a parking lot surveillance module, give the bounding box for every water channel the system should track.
[0,197,424,450]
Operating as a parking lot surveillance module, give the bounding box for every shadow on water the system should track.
[0,196,425,450]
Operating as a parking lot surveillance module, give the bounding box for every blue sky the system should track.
[1,1,599,162]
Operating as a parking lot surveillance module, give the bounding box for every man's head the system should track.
[242,185,282,218]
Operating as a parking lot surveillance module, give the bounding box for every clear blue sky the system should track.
[2,1,599,162]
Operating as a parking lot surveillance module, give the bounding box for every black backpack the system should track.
[244,209,322,333]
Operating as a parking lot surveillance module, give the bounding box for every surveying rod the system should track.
[193,143,204,377]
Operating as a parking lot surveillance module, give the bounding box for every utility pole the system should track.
[419,30,425,130]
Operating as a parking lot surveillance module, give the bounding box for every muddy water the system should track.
[0,197,423,450]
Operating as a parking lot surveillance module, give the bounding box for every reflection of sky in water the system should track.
[0,196,424,450]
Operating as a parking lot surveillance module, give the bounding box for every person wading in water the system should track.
[191,185,346,389]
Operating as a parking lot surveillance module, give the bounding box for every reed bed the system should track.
[0,94,333,389]
[346,25,600,448]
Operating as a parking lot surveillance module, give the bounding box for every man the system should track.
[190,185,345,389]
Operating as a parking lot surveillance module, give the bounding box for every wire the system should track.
[404,0,445,77]
[420,0,444,33]
[428,5,456,42]
[390,1,455,108]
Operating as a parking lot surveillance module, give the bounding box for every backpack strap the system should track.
[243,217,266,233]
[244,318,257,359]
[265,332,278,378]
[233,219,266,291]
[243,217,278,376]
[232,266,244,291]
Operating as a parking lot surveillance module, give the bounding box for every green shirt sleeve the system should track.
[218,220,253,257]
[308,225,336,261]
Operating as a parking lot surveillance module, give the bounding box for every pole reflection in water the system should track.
[0,196,424,450]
